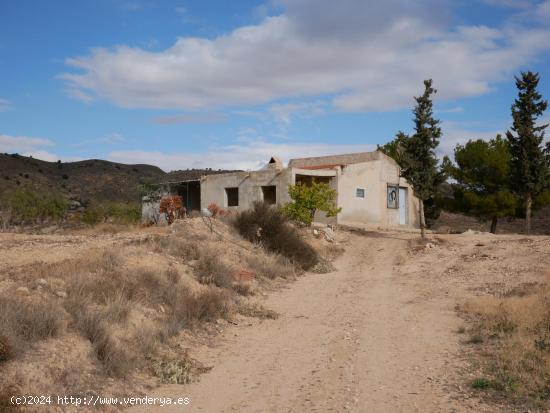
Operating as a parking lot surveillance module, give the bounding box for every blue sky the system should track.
[1,0,549,171]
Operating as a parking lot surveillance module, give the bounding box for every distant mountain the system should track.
[0,153,237,204]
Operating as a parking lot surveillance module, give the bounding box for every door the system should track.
[399,187,407,225]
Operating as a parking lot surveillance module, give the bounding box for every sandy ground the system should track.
[1,227,547,412]
[127,230,550,413]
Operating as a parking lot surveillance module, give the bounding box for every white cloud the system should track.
[108,139,376,171]
[0,134,54,153]
[22,150,59,162]
[0,98,13,111]
[153,112,227,124]
[269,100,327,125]
[60,0,550,112]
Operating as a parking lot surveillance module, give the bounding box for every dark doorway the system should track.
[262,185,276,205]
[175,180,201,213]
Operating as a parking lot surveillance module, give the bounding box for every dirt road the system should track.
[130,232,493,413]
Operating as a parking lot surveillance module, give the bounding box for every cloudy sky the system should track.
[1,0,549,170]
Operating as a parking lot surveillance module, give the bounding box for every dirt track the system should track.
[129,232,498,413]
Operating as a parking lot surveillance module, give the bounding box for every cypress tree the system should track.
[506,71,549,234]
[399,79,443,238]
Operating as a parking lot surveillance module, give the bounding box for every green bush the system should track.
[282,182,341,226]
[82,202,141,225]
[1,189,67,223]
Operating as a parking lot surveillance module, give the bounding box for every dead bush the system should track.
[194,250,234,289]
[233,201,318,270]
[0,335,14,363]
[237,302,279,320]
[67,305,132,376]
[464,281,550,408]
[0,295,65,356]
[245,253,295,280]
[156,237,201,261]
[0,384,21,412]
[166,286,231,331]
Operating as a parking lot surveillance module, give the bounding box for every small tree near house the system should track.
[159,195,185,224]
[388,79,445,238]
[282,182,341,226]
[506,71,549,234]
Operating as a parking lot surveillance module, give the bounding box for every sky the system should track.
[1,0,549,171]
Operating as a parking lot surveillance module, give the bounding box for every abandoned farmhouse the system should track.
[142,151,420,229]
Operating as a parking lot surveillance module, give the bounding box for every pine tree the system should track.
[444,135,517,233]
[506,71,549,234]
[398,79,443,238]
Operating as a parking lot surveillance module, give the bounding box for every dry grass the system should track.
[0,295,65,360]
[245,253,296,280]
[194,250,234,289]
[237,302,279,320]
[463,278,550,408]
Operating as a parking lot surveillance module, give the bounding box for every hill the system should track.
[0,153,237,205]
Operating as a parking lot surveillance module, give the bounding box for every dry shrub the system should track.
[245,253,295,280]
[166,286,231,330]
[67,305,132,376]
[237,302,279,320]
[155,236,201,261]
[232,282,254,296]
[233,201,318,270]
[0,295,65,358]
[194,250,234,289]
[0,384,21,412]
[464,280,550,407]
[0,335,14,363]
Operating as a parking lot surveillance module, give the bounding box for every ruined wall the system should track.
[200,169,292,212]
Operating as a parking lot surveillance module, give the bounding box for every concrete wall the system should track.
[289,151,382,168]
[200,169,293,212]
[335,157,420,229]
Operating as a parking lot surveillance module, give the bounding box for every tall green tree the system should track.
[506,71,549,234]
[443,135,517,233]
[396,79,444,238]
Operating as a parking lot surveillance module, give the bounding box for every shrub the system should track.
[0,335,14,363]
[159,195,185,224]
[1,189,67,223]
[233,202,318,269]
[281,182,341,226]
[0,295,65,356]
[194,250,234,288]
[82,201,141,225]
[245,253,295,280]
[237,302,279,319]
[67,304,132,376]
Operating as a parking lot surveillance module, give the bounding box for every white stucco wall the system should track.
[335,157,420,229]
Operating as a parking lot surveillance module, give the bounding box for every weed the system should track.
[237,302,279,320]
[0,335,14,363]
[0,295,65,356]
[472,378,491,389]
[245,253,295,280]
[194,250,234,289]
